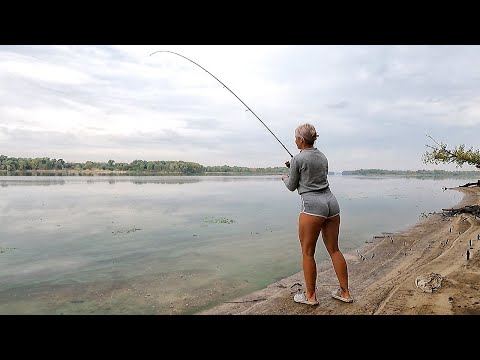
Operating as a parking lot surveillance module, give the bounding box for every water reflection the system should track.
[0,176,203,186]
[0,175,288,187]
[0,179,67,186]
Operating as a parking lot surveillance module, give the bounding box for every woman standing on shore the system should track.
[281,123,353,305]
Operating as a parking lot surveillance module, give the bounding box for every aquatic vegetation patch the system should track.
[0,246,16,254]
[203,216,235,224]
[112,228,142,235]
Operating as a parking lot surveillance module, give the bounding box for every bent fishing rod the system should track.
[149,50,293,159]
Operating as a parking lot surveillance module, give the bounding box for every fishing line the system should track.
[149,50,293,158]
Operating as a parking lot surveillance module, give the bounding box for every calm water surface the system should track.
[0,175,470,314]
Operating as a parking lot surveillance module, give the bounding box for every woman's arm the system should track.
[282,156,300,191]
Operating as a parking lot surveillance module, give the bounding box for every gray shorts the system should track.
[300,188,340,218]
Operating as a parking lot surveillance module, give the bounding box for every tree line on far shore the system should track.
[0,155,288,175]
[341,169,479,176]
[2,137,480,177]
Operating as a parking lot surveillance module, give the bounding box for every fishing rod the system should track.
[149,50,293,159]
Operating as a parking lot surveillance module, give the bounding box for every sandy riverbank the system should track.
[198,186,480,315]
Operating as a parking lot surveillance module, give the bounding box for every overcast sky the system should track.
[1,45,479,172]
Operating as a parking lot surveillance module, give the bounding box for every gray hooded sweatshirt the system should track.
[282,148,329,194]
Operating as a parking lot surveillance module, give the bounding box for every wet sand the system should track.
[198,186,480,315]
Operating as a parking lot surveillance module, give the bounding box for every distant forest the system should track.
[1,155,478,176]
[341,169,479,177]
[0,155,289,175]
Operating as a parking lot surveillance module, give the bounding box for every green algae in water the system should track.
[203,216,235,224]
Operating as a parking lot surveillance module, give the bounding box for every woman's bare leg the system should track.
[321,214,352,300]
[298,212,325,301]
